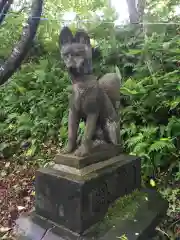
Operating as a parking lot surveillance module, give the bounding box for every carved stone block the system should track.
[54,144,122,169]
[15,189,169,240]
[35,154,141,234]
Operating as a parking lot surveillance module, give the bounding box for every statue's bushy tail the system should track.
[98,73,121,110]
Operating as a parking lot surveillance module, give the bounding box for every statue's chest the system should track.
[72,82,99,113]
[73,86,86,110]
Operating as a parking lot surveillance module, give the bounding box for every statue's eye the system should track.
[64,53,71,59]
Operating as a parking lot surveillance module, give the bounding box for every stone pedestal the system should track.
[35,154,141,234]
[15,153,168,240]
[15,189,168,240]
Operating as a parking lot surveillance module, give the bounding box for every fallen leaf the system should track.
[5,162,10,168]
[1,171,7,177]
[31,191,35,196]
[17,206,25,211]
[150,179,156,187]
[24,196,31,202]
[0,227,11,233]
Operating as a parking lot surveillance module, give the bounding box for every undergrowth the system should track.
[0,8,180,238]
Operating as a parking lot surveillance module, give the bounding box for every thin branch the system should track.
[155,227,170,238]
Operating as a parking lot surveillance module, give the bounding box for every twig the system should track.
[168,218,180,229]
[155,227,170,238]
[40,226,55,240]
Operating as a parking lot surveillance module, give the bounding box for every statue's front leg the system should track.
[74,113,98,157]
[63,108,79,154]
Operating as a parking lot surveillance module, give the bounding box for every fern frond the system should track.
[122,123,137,137]
[126,133,144,148]
[133,142,149,154]
[166,117,180,137]
[169,97,180,110]
[148,139,175,153]
[159,125,166,138]
[120,87,138,96]
[123,78,138,90]
[124,62,135,68]
[0,110,7,121]
[141,126,158,137]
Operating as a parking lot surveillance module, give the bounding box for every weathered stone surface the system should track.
[15,189,168,240]
[54,144,122,169]
[35,155,141,234]
[53,155,124,176]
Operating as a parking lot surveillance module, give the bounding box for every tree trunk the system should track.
[126,0,146,24]
[0,0,13,25]
[126,0,139,23]
[0,0,7,12]
[0,0,43,86]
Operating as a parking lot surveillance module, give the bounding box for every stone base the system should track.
[15,189,168,240]
[35,154,141,234]
[55,144,122,169]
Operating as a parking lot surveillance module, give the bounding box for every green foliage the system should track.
[0,56,70,158]
[120,68,180,176]
[0,14,26,58]
[0,1,179,183]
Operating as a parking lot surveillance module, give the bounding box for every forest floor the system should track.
[0,160,36,239]
[0,158,180,240]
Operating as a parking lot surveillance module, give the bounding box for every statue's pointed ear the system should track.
[74,30,90,45]
[59,27,73,45]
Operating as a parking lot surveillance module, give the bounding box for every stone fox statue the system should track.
[59,27,121,157]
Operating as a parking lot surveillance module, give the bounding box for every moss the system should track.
[86,190,148,238]
[106,190,144,221]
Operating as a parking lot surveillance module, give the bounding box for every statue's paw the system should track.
[61,144,75,154]
[74,144,89,157]
[61,148,71,154]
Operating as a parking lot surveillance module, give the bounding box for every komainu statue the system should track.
[59,27,121,157]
